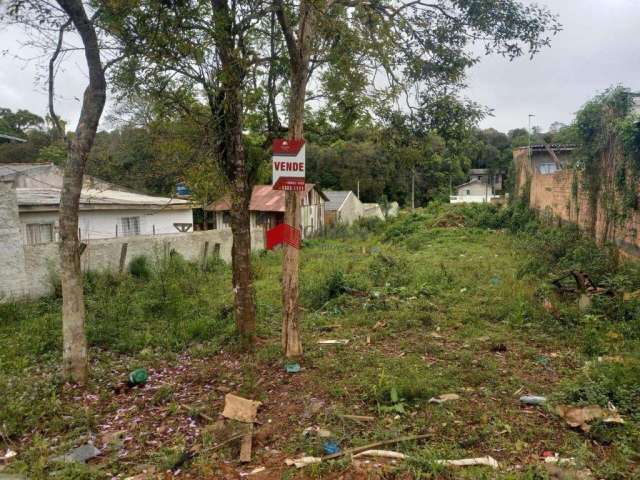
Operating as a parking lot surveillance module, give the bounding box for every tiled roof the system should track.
[16,188,190,209]
[324,190,352,211]
[208,184,325,212]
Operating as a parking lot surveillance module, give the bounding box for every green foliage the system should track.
[0,107,44,135]
[569,86,640,227]
[128,255,151,281]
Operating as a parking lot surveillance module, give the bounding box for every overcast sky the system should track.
[1,0,640,134]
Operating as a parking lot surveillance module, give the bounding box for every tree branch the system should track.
[48,17,72,138]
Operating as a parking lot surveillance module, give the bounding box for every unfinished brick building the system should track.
[514,144,640,257]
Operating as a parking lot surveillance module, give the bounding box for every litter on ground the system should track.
[555,404,624,432]
[352,450,406,459]
[429,393,460,404]
[222,394,262,423]
[435,456,499,469]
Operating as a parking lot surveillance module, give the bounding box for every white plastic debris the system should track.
[429,393,460,404]
[435,456,499,469]
[285,456,322,468]
[1,449,17,462]
[352,450,406,460]
[544,454,576,465]
[317,339,349,345]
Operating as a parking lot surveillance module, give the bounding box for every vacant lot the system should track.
[1,204,639,479]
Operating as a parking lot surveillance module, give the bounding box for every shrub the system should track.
[128,255,151,281]
[369,253,411,287]
[302,269,349,310]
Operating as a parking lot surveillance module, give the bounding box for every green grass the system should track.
[1,204,640,478]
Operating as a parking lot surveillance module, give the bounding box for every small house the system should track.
[207,184,327,238]
[324,190,364,226]
[0,163,193,244]
[451,168,505,204]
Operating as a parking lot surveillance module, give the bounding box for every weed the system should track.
[128,254,152,280]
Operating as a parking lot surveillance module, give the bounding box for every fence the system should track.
[4,228,265,300]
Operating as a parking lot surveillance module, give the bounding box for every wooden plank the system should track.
[119,243,128,273]
[239,424,253,463]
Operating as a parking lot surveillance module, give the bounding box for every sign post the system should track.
[271,138,304,359]
[268,139,306,249]
[272,139,306,191]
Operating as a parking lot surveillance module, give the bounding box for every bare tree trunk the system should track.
[275,0,314,358]
[56,0,106,385]
[203,201,209,230]
[230,181,256,349]
[211,0,257,350]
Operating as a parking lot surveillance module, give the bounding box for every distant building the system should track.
[450,168,506,204]
[324,190,363,226]
[207,184,327,238]
[0,163,193,244]
[0,133,27,144]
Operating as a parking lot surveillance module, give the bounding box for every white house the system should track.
[0,163,193,245]
[324,190,364,225]
[450,168,504,204]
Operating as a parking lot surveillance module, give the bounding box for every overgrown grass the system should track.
[2,202,640,478]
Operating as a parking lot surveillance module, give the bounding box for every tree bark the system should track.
[211,0,256,350]
[56,0,106,385]
[275,0,315,358]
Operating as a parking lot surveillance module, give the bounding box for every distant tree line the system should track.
[1,104,565,207]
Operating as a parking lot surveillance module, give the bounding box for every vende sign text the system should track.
[272,138,305,191]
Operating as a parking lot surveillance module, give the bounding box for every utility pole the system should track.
[356,180,360,199]
[528,114,535,166]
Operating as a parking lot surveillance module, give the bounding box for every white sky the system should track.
[1,0,640,134]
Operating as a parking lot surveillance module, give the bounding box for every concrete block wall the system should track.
[0,182,28,299]
[4,225,265,300]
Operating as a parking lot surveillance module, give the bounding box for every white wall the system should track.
[7,228,265,300]
[19,208,193,243]
[336,192,364,225]
[457,181,490,197]
[450,195,501,204]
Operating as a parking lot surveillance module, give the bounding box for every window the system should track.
[26,223,54,245]
[222,212,231,227]
[121,216,141,236]
[256,212,270,226]
[466,189,471,195]
[538,163,558,175]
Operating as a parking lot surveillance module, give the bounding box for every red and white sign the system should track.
[266,223,301,250]
[272,138,305,191]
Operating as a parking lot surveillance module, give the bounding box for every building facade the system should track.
[208,184,327,238]
[0,163,193,245]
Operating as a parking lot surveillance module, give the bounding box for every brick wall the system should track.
[514,148,640,257]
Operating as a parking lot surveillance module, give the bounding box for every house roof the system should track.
[207,184,327,212]
[0,133,27,143]
[455,178,485,189]
[469,168,489,175]
[0,163,51,178]
[515,144,577,152]
[324,190,353,212]
[16,188,190,211]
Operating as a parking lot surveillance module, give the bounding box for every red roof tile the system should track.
[207,184,324,212]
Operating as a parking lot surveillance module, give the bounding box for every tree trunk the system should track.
[282,190,302,357]
[230,182,256,350]
[211,0,257,350]
[203,202,209,230]
[60,152,88,383]
[276,0,315,358]
[56,0,106,385]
